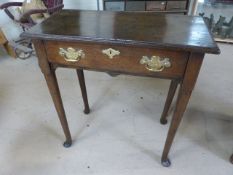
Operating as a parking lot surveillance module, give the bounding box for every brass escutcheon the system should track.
[59,47,85,62]
[102,48,120,59]
[140,56,171,72]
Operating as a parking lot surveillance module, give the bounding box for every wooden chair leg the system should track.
[3,42,17,58]
[76,69,90,114]
[0,28,16,58]
[160,80,179,125]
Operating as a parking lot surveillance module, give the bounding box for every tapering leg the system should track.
[161,53,204,167]
[44,70,72,148]
[161,88,192,167]
[76,69,90,114]
[160,80,179,125]
[33,40,72,148]
[230,154,233,164]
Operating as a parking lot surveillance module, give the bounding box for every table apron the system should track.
[44,41,189,79]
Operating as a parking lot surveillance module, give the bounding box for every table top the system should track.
[21,10,220,54]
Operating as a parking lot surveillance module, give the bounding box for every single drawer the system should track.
[45,41,189,79]
[104,1,125,11]
[146,1,166,11]
[166,1,186,10]
[126,1,145,11]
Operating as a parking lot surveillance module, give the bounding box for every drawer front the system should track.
[166,1,186,10]
[45,41,189,79]
[126,1,145,11]
[105,2,125,11]
[146,1,166,11]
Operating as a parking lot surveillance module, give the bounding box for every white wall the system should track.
[64,0,103,10]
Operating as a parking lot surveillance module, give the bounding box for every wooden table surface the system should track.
[22,10,220,54]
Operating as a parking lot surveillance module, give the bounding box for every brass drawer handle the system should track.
[59,47,85,62]
[102,48,120,59]
[140,56,171,72]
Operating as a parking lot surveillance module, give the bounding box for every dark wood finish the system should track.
[160,79,179,124]
[22,10,220,167]
[33,40,72,147]
[76,69,90,114]
[45,41,189,79]
[21,10,220,54]
[161,52,204,166]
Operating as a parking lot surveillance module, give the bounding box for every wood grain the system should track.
[21,10,220,54]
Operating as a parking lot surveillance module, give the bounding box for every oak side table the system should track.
[21,10,220,167]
